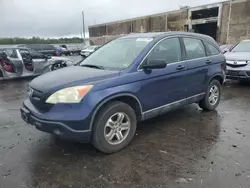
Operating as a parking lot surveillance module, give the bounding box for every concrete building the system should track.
[88,0,250,45]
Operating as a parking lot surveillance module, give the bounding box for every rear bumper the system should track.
[21,100,92,142]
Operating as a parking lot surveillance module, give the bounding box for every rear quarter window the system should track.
[204,41,220,55]
[183,38,206,60]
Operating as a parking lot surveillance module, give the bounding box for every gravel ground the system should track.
[0,68,250,188]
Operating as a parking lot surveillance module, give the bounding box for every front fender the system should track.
[84,82,142,130]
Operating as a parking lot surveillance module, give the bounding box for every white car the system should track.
[80,46,100,57]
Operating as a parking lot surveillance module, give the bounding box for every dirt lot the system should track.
[0,78,250,188]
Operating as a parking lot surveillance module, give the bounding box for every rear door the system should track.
[181,37,211,103]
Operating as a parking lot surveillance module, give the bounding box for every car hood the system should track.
[225,52,250,61]
[29,66,120,93]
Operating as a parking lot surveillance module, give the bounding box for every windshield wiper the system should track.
[81,64,104,70]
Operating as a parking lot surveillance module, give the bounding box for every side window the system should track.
[204,41,220,55]
[183,38,206,60]
[42,45,55,50]
[147,38,181,64]
[19,49,31,59]
[2,49,18,58]
[27,45,42,51]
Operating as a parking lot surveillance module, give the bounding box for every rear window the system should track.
[41,45,55,50]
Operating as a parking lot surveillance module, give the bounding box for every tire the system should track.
[199,80,221,111]
[91,101,137,153]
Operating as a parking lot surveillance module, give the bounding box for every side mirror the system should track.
[143,59,167,70]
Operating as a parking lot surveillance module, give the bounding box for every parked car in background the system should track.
[80,45,100,57]
[70,47,82,55]
[225,40,250,81]
[55,45,71,56]
[59,44,71,56]
[220,44,233,54]
[20,32,225,153]
[17,44,61,56]
[0,47,74,80]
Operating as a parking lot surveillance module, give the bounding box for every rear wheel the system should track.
[199,80,221,111]
[91,101,137,153]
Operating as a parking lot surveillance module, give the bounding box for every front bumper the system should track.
[20,100,92,142]
[225,69,250,80]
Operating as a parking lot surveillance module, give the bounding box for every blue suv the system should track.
[20,32,226,153]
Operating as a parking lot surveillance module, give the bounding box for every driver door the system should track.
[137,37,188,120]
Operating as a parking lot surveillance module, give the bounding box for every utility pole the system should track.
[82,11,86,46]
[226,0,232,44]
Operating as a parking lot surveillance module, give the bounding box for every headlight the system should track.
[46,85,93,104]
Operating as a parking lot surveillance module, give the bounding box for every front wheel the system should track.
[91,101,137,153]
[199,80,221,111]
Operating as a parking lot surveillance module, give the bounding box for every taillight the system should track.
[0,60,15,73]
[56,50,60,56]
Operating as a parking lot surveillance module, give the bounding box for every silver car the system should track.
[225,40,250,80]
[0,47,74,80]
[80,45,100,57]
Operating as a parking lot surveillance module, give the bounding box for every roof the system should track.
[120,31,214,41]
[241,40,250,42]
[120,32,168,39]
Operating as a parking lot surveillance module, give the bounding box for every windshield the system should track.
[231,41,250,52]
[80,38,152,70]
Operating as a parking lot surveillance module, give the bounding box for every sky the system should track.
[0,0,224,38]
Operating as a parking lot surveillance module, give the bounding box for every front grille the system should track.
[226,63,247,68]
[30,88,53,113]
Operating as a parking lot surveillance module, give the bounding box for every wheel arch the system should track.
[208,74,224,85]
[89,93,143,130]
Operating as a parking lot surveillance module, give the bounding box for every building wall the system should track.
[227,0,250,44]
[167,11,188,31]
[219,3,230,44]
[89,0,250,45]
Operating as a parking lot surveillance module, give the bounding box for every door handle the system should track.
[176,64,185,70]
[206,60,212,64]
